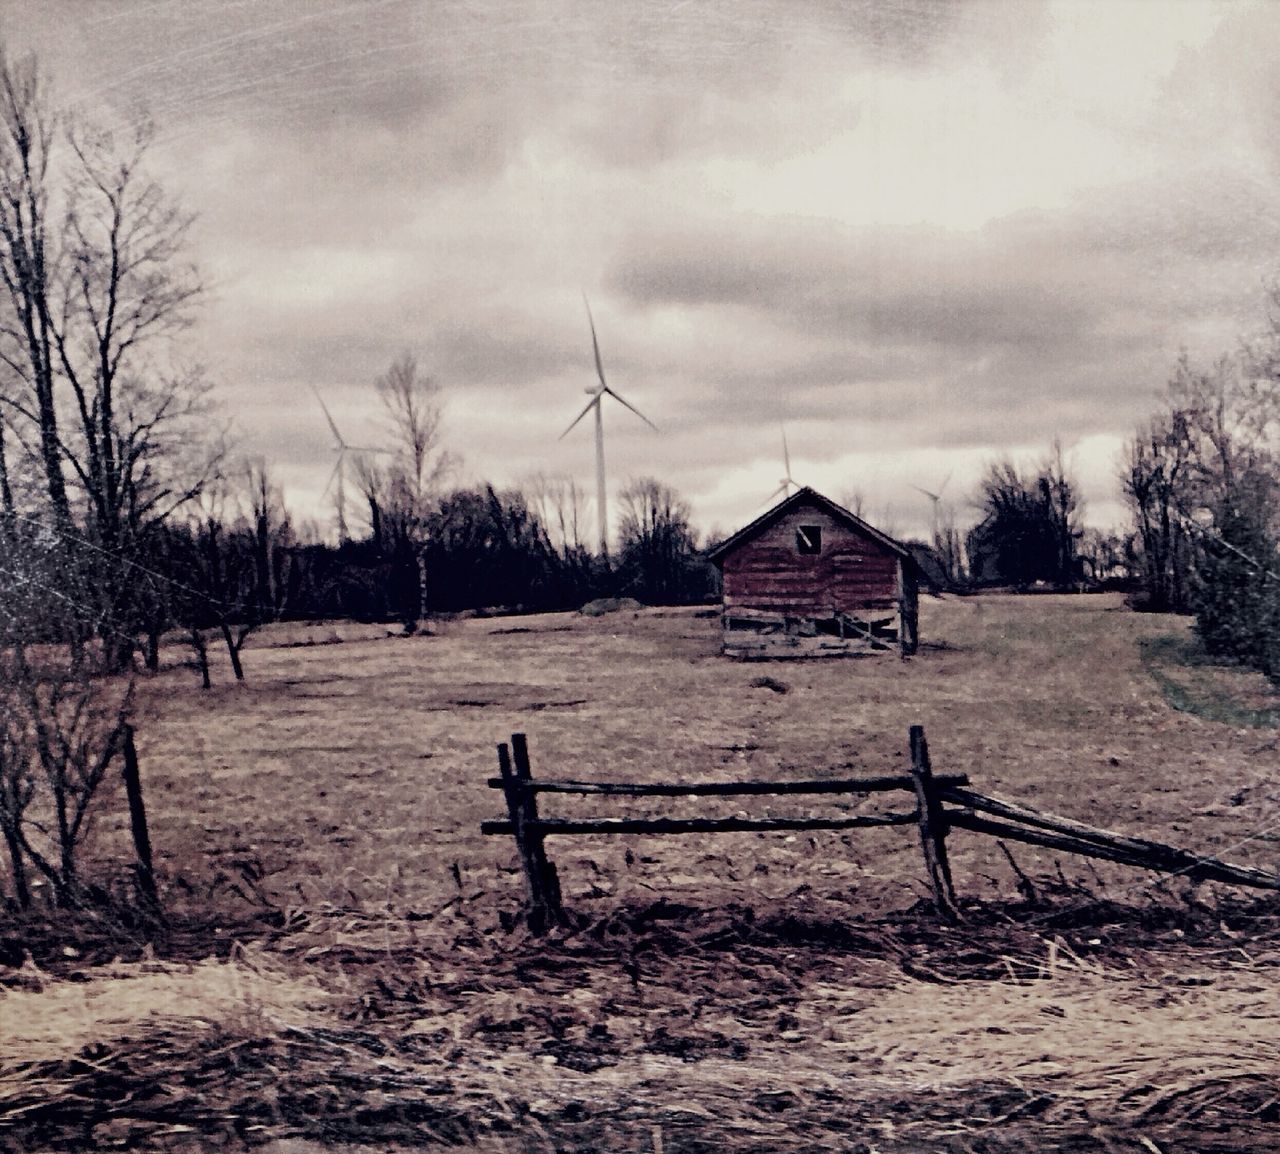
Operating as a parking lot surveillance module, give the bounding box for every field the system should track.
[4,594,1280,1152]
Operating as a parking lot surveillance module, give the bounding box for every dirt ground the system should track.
[3,594,1280,1152]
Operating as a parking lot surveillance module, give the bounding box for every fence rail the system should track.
[483,773,969,798]
[482,725,1280,932]
[481,812,921,837]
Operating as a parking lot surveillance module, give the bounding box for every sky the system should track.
[5,0,1280,545]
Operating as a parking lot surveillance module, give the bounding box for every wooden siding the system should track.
[721,505,901,615]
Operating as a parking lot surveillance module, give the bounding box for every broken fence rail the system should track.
[940,786,1280,892]
[482,725,1280,931]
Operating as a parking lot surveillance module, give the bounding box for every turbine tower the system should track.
[766,426,799,505]
[313,387,383,544]
[559,296,657,556]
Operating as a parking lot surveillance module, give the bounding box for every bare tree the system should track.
[1174,360,1280,665]
[178,472,287,685]
[377,353,447,517]
[0,52,74,541]
[1123,412,1195,611]
[0,49,217,669]
[0,396,18,545]
[527,471,590,560]
[1078,527,1130,587]
[615,478,702,605]
[246,457,292,624]
[967,447,1082,589]
[935,510,964,588]
[1110,270,1280,681]
[1166,351,1279,515]
[366,352,449,631]
[839,488,866,520]
[1126,340,1280,612]
[0,675,34,907]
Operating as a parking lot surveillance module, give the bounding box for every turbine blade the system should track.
[345,444,390,454]
[321,453,343,498]
[761,482,788,507]
[582,293,609,391]
[909,483,940,502]
[604,387,658,431]
[937,469,954,497]
[559,394,600,440]
[782,426,792,480]
[312,386,344,446]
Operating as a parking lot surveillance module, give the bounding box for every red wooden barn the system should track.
[707,486,919,658]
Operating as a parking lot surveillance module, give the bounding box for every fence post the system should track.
[497,734,562,931]
[120,724,159,909]
[909,725,958,921]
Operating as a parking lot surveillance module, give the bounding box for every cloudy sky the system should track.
[6,0,1280,543]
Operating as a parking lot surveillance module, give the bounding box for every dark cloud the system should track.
[608,216,1109,363]
[608,217,1107,350]
[801,0,970,64]
[1055,171,1280,267]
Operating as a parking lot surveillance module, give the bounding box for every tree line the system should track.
[0,46,717,677]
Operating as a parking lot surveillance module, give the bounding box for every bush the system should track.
[0,656,134,908]
[1191,504,1280,682]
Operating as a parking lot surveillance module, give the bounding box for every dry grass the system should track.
[102,594,1280,921]
[4,594,1280,1151]
[0,949,326,1065]
[6,895,1280,1152]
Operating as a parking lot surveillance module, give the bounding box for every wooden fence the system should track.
[482,725,1280,931]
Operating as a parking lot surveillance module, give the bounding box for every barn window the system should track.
[796,524,822,554]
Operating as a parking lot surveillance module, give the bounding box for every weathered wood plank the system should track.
[496,736,564,929]
[723,636,891,659]
[909,725,959,920]
[485,773,971,796]
[723,608,898,622]
[482,812,920,836]
[511,733,562,928]
[947,811,1280,891]
[939,785,1258,869]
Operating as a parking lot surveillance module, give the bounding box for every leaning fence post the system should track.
[120,724,158,909]
[497,734,562,931]
[513,733,563,929]
[909,725,958,921]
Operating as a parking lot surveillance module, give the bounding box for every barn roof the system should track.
[706,486,913,566]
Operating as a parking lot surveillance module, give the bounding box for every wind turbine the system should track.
[765,426,799,505]
[313,387,384,544]
[559,296,657,557]
[909,469,953,540]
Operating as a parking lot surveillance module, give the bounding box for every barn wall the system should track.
[721,505,901,615]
